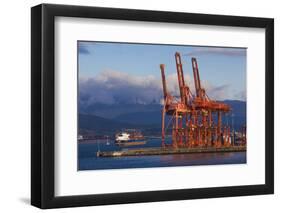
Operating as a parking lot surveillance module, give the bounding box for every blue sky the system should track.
[78,41,246,105]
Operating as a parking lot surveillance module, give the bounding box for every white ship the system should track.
[115,129,146,146]
[115,132,130,142]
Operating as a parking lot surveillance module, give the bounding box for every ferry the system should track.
[115,129,146,146]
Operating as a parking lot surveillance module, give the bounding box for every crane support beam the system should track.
[160,64,168,99]
[175,52,186,103]
[192,57,202,98]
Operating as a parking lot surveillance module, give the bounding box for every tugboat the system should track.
[115,129,146,146]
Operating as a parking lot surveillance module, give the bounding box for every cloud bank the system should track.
[79,70,162,106]
[79,70,242,106]
[184,47,246,57]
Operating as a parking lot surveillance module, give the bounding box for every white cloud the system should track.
[79,70,162,105]
[184,47,246,57]
[79,69,240,106]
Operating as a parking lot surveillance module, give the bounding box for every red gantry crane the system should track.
[160,52,193,148]
[191,57,231,147]
[160,52,232,149]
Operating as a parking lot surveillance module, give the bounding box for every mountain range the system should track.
[79,100,246,136]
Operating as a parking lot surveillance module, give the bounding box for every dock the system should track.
[97,146,246,157]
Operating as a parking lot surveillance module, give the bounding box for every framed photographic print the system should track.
[31,3,274,209]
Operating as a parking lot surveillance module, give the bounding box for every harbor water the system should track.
[78,138,246,171]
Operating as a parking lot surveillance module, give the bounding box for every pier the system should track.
[97,146,246,157]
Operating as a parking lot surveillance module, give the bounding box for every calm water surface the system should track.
[78,138,246,170]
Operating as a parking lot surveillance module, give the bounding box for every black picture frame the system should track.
[31,3,274,209]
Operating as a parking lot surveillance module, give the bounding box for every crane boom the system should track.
[191,57,202,98]
[160,64,168,99]
[175,52,187,104]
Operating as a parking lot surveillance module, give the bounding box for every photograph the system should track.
[77,41,247,170]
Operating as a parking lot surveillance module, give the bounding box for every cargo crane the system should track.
[160,52,232,149]
[174,53,194,147]
[160,52,193,148]
[191,57,231,147]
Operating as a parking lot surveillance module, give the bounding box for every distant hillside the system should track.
[113,100,246,128]
[79,114,137,131]
[79,103,161,119]
[114,111,162,125]
[222,100,246,130]
[79,114,160,135]
[223,100,246,117]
